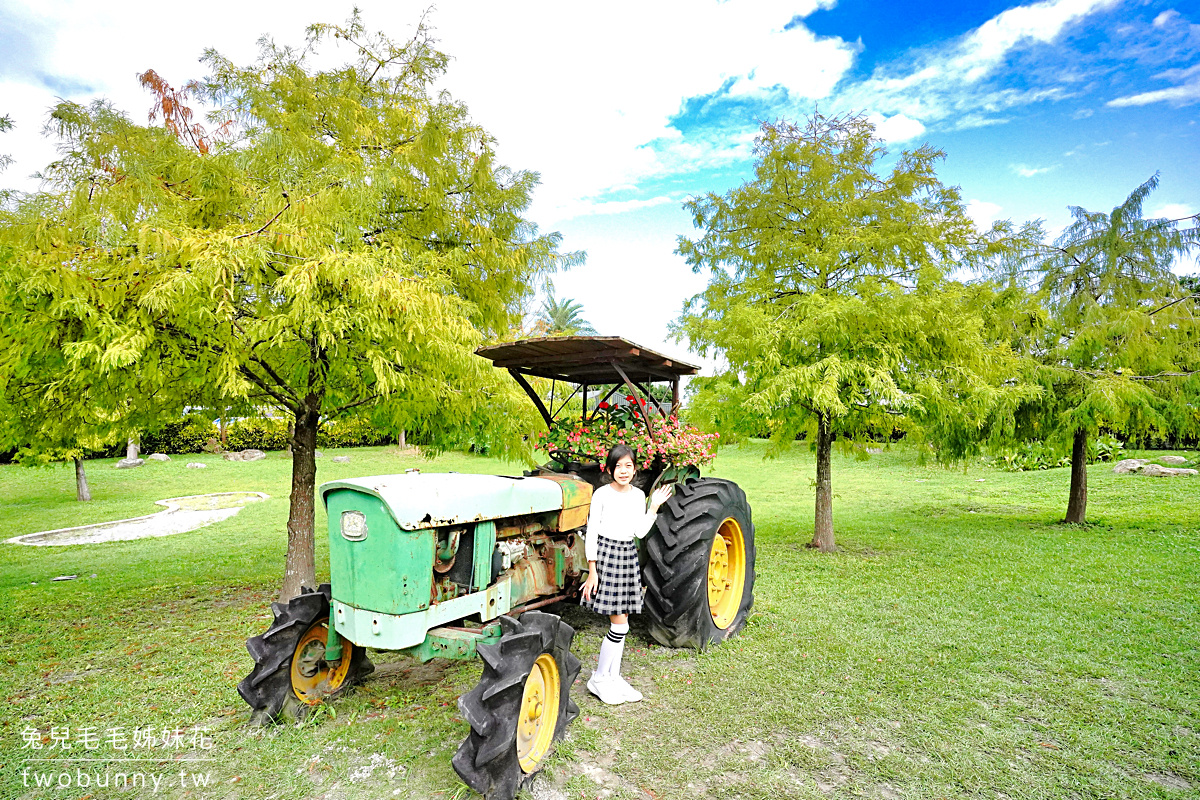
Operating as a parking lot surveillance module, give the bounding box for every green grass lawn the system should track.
[1,443,1197,799]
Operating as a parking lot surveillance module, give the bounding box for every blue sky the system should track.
[1,0,1197,363]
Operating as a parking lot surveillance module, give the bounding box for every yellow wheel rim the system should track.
[516,653,561,773]
[708,518,747,629]
[290,618,353,705]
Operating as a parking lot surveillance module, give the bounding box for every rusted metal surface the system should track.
[508,595,570,615]
[533,474,593,531]
[320,474,565,531]
[476,336,699,383]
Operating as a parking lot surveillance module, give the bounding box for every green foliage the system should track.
[994,435,1126,472]
[142,415,219,454]
[1003,175,1200,446]
[0,13,570,590]
[675,113,1035,546]
[1090,433,1127,463]
[316,416,393,449]
[984,176,1200,520]
[537,285,596,335]
[227,417,290,451]
[678,114,1033,451]
[139,414,400,453]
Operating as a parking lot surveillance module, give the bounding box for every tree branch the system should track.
[233,194,290,240]
[324,395,381,420]
[1149,293,1199,316]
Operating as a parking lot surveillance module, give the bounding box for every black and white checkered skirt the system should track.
[582,535,643,616]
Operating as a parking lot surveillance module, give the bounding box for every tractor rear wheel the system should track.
[453,611,581,800]
[238,584,374,724]
[642,478,755,649]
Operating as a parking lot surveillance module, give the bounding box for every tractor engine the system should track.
[319,473,590,655]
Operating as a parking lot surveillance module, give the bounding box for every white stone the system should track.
[1112,458,1149,474]
[116,457,145,469]
[223,448,266,462]
[1157,455,1190,466]
[1139,464,1197,478]
[147,453,171,462]
[186,462,207,469]
[332,455,351,463]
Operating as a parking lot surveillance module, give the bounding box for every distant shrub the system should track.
[317,417,394,448]
[142,416,218,455]
[1089,434,1126,463]
[227,417,290,451]
[996,435,1126,472]
[136,413,394,455]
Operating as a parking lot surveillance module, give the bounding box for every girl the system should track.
[580,444,673,705]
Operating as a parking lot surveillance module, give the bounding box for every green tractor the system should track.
[238,336,756,799]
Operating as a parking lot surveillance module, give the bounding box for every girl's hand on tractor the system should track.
[581,568,598,602]
[649,484,673,513]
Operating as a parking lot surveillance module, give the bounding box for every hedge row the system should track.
[139,415,396,455]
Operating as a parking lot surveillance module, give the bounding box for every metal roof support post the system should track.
[508,369,554,429]
[611,362,657,443]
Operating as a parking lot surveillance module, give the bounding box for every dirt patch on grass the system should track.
[1146,772,1193,791]
[368,658,457,687]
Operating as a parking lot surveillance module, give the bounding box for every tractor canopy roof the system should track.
[475,336,699,384]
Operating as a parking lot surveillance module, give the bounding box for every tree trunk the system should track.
[1064,427,1088,524]
[74,457,92,502]
[218,410,227,446]
[399,429,406,449]
[125,436,139,460]
[280,399,321,601]
[809,413,836,552]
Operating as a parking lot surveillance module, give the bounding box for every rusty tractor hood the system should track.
[319,473,588,531]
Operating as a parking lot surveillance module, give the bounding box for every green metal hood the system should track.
[319,473,566,530]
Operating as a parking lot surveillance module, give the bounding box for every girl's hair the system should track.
[604,444,636,476]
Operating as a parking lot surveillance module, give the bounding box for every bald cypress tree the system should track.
[0,15,566,598]
[1009,176,1200,523]
[678,114,1031,551]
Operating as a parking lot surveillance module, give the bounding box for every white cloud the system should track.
[965,199,1004,229]
[951,0,1120,82]
[1150,202,1197,221]
[1011,163,1058,177]
[837,0,1116,130]
[867,112,926,142]
[551,194,679,221]
[430,1,858,223]
[1153,9,1180,27]
[1108,77,1200,107]
[0,0,859,227]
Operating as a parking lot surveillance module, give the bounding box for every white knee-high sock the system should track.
[596,622,629,678]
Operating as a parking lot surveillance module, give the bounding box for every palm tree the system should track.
[539,289,597,335]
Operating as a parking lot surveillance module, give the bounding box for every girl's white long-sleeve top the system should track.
[584,483,659,561]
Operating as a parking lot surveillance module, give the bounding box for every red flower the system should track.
[598,401,609,409]
[626,395,636,403]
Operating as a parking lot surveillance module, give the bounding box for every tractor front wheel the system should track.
[453,611,581,800]
[642,478,756,649]
[237,584,374,724]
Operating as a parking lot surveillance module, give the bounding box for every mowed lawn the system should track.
[1,443,1197,799]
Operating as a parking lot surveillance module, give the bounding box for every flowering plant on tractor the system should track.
[535,402,719,470]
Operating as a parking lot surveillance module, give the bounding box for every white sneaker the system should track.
[610,675,643,703]
[587,673,626,706]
